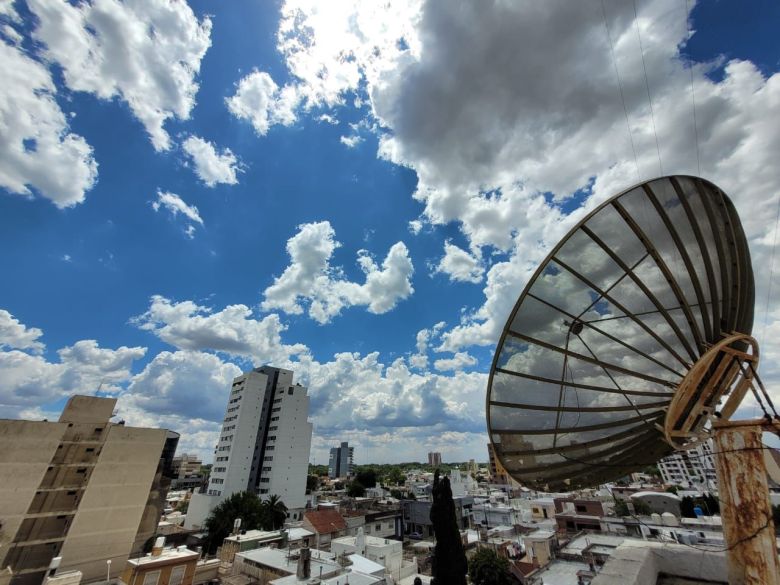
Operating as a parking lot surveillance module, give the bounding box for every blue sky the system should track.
[1,0,779,465]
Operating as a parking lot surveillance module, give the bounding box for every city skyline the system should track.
[1,0,780,465]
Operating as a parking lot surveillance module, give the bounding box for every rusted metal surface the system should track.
[663,333,759,449]
[712,421,780,585]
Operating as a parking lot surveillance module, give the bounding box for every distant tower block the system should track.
[428,452,442,467]
[328,442,354,478]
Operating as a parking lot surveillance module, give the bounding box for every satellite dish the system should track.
[486,175,755,491]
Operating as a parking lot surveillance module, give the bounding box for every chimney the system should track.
[151,537,165,557]
[296,547,311,579]
[233,518,242,535]
[355,527,365,556]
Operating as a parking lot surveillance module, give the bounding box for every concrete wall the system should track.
[58,425,167,582]
[0,421,66,568]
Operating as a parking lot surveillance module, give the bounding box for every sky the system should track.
[1,0,779,466]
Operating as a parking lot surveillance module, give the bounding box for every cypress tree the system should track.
[430,470,468,585]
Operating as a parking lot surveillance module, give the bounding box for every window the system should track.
[94,427,102,433]
[576,505,587,513]
[260,478,269,483]
[264,456,273,462]
[272,408,281,413]
[267,436,276,441]
[259,489,269,494]
[271,417,280,422]
[269,426,278,431]
[273,398,282,404]
[288,388,294,395]
[169,566,185,585]
[85,448,95,453]
[262,467,272,471]
[375,524,381,531]
[76,468,87,474]
[266,446,274,451]
[142,571,160,585]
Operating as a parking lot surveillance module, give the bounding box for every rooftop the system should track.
[532,560,591,585]
[127,546,199,567]
[304,509,347,534]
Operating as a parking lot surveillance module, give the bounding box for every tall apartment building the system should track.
[328,442,354,479]
[657,440,717,489]
[185,367,312,529]
[427,452,442,467]
[0,396,178,585]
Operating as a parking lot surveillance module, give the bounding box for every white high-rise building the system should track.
[185,366,313,529]
[657,440,717,489]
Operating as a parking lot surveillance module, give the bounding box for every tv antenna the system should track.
[486,175,779,584]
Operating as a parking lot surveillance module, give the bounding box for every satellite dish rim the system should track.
[485,173,725,486]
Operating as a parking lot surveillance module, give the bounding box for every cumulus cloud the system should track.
[340,134,363,148]
[182,136,242,187]
[433,351,477,372]
[435,241,483,283]
[0,311,146,415]
[124,350,241,422]
[226,70,299,135]
[152,190,203,238]
[266,0,780,373]
[262,221,414,323]
[0,39,97,207]
[132,295,307,365]
[0,309,45,353]
[27,0,212,151]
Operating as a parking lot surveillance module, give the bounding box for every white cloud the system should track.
[408,219,423,235]
[0,309,45,353]
[132,295,307,365]
[340,134,363,148]
[433,351,476,372]
[267,0,780,371]
[152,190,203,237]
[262,221,414,323]
[27,0,212,151]
[124,350,241,423]
[226,70,299,135]
[0,0,19,21]
[435,241,483,284]
[182,136,242,187]
[0,312,146,414]
[0,39,97,207]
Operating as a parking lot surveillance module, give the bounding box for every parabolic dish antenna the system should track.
[486,175,755,491]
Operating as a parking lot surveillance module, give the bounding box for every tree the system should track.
[204,491,268,553]
[347,480,366,497]
[177,499,189,514]
[306,475,320,494]
[681,496,697,518]
[773,505,780,535]
[265,494,288,530]
[665,485,679,495]
[615,499,651,516]
[702,493,720,515]
[468,547,512,585]
[430,470,467,585]
[384,467,405,486]
[356,469,377,488]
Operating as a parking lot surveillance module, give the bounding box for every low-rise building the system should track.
[331,529,417,583]
[402,497,472,538]
[120,539,199,585]
[302,509,347,550]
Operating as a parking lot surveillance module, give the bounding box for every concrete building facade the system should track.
[427,453,441,467]
[0,396,176,585]
[657,440,717,489]
[327,442,354,479]
[185,367,312,529]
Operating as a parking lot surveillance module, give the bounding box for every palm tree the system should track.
[265,494,288,530]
